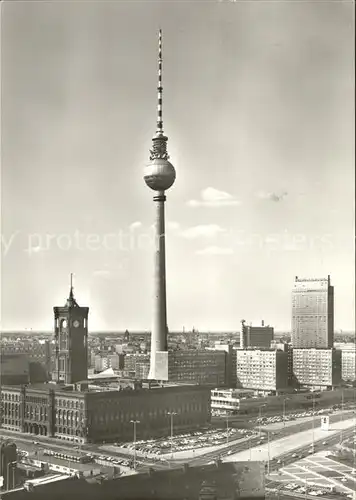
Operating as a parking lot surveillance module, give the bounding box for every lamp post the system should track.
[340,389,344,444]
[311,393,315,453]
[249,435,252,461]
[283,398,290,428]
[130,420,140,470]
[226,414,230,445]
[167,412,177,460]
[267,431,271,475]
[258,404,266,437]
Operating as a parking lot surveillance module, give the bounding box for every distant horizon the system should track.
[0,329,354,336]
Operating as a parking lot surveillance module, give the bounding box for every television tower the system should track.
[144,30,176,380]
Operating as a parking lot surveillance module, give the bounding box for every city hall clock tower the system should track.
[53,275,89,384]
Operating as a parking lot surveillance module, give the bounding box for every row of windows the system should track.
[55,399,84,409]
[1,393,20,401]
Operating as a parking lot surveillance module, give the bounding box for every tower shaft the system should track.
[148,192,168,380]
[144,30,175,381]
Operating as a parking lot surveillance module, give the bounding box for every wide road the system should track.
[226,417,356,463]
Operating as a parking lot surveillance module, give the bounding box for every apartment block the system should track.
[292,348,341,389]
[235,349,289,394]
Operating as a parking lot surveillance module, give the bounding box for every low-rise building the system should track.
[235,349,289,395]
[211,388,254,414]
[0,382,211,444]
[292,348,342,389]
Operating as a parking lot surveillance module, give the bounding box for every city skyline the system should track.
[1,1,354,332]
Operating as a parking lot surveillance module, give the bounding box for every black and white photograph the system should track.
[0,1,354,499]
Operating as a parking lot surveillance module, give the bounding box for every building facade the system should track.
[235,349,289,394]
[240,321,274,349]
[340,349,356,382]
[291,276,334,348]
[168,350,227,386]
[1,341,52,381]
[0,354,29,386]
[292,348,341,389]
[0,383,211,444]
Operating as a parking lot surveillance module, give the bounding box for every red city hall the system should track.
[0,282,211,444]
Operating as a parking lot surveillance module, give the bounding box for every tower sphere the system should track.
[144,158,176,192]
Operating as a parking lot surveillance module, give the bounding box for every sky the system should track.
[0,0,354,332]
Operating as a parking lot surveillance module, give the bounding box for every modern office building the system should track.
[206,343,237,387]
[168,350,227,386]
[0,440,17,490]
[235,349,289,394]
[291,276,334,348]
[292,348,342,389]
[240,321,274,349]
[211,388,254,414]
[340,348,356,382]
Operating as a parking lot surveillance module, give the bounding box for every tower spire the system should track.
[66,273,78,307]
[157,28,163,135]
[149,29,169,162]
[70,273,74,299]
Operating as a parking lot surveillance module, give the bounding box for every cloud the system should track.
[256,191,288,202]
[166,221,181,231]
[195,246,234,255]
[187,187,241,207]
[92,270,111,278]
[129,221,142,230]
[180,224,226,239]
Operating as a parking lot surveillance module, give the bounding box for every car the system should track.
[322,441,327,445]
[341,478,348,483]
[292,453,297,458]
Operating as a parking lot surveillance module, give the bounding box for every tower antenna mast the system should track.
[144,30,176,380]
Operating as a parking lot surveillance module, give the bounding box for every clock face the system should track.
[73,320,80,328]
[62,320,67,328]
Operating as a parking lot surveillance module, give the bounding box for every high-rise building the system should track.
[143,30,176,381]
[292,348,341,389]
[291,276,334,348]
[53,275,89,384]
[240,321,274,349]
